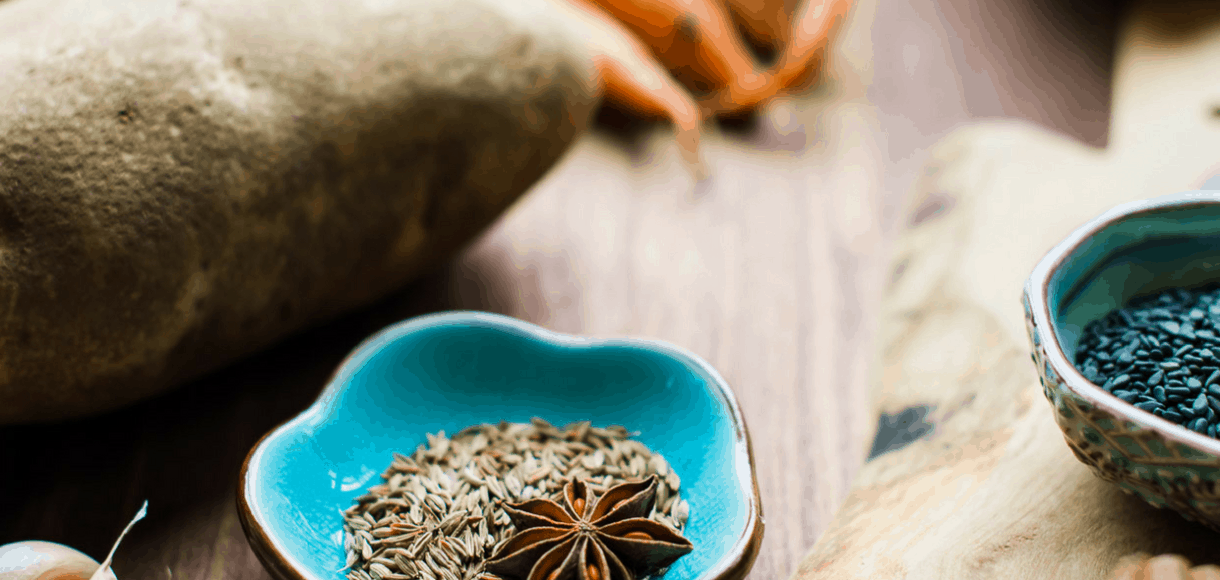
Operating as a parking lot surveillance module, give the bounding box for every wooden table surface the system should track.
[0,0,1118,578]
[795,3,1220,576]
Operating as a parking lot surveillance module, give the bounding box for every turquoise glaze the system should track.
[239,311,762,580]
[1025,191,1220,531]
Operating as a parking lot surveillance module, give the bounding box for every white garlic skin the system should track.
[0,541,115,580]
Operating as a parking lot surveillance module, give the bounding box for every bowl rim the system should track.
[236,310,765,580]
[1026,190,1220,456]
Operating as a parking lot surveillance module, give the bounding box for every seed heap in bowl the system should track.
[341,418,690,580]
[1076,286,1220,438]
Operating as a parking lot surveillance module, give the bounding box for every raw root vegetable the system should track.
[0,502,147,580]
[0,0,597,424]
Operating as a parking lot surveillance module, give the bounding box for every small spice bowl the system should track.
[238,311,763,580]
[1025,191,1220,530]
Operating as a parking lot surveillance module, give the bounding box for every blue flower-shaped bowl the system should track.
[1024,191,1220,531]
[238,311,763,580]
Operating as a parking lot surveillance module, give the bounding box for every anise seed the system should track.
[624,531,652,541]
[586,564,601,580]
[573,497,586,516]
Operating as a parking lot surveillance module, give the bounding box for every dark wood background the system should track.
[0,0,1119,578]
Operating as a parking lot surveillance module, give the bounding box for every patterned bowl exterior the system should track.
[1024,292,1220,529]
[1024,192,1220,531]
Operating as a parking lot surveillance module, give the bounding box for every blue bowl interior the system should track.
[1050,202,1220,359]
[246,313,753,580]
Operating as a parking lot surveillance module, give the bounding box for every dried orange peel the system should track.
[772,0,855,89]
[558,0,854,178]
[560,0,707,175]
[570,0,855,124]
[579,0,770,96]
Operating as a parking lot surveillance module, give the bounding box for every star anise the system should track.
[484,475,694,580]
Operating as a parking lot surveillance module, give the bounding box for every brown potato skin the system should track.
[0,0,598,423]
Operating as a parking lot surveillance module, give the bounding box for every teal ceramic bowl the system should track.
[238,311,763,580]
[1024,191,1220,531]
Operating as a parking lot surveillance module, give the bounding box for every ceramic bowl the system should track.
[238,311,763,580]
[1024,191,1220,530]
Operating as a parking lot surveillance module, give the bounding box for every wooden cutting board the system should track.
[792,1,1220,578]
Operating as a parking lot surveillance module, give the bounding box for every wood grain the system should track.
[0,0,1122,578]
[794,2,1220,578]
[0,39,886,580]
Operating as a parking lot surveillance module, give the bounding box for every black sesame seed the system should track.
[1121,310,1138,325]
[1073,285,1220,439]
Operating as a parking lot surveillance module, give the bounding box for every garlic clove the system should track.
[0,500,145,580]
[0,541,112,580]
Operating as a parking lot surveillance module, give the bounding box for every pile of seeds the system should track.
[341,418,689,580]
[1075,286,1220,438]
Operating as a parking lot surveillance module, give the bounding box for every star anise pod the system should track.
[484,475,693,580]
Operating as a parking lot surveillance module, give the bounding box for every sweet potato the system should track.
[0,0,598,423]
